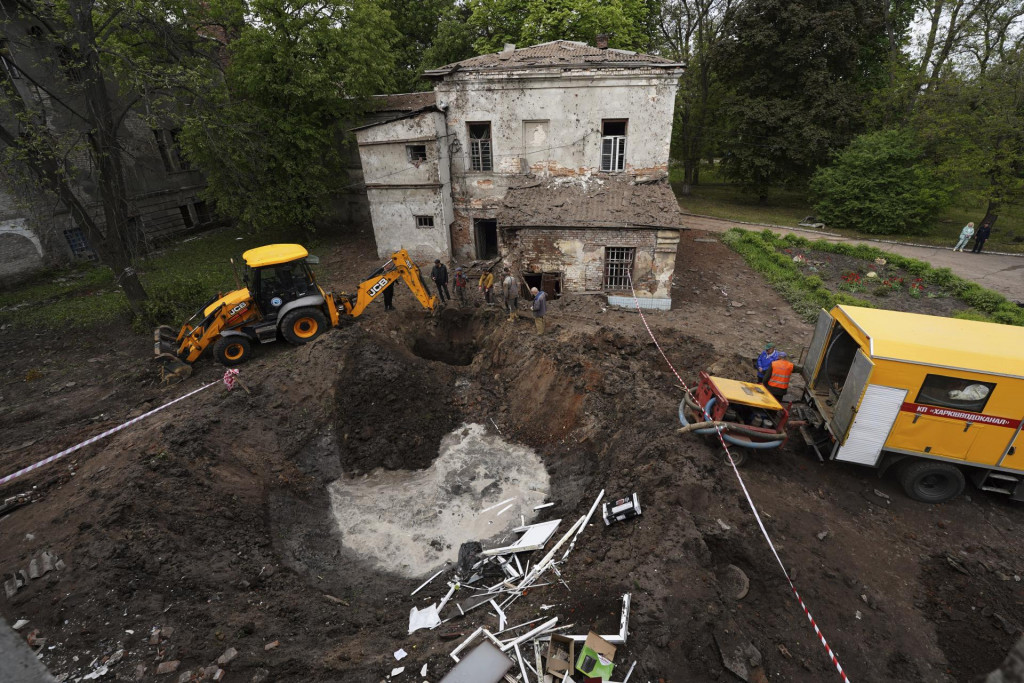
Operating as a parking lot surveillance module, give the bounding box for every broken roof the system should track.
[497,177,683,229]
[371,91,436,112]
[423,40,683,77]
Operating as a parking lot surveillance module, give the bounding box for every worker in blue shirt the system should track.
[754,341,779,383]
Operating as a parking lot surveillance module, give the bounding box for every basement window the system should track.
[604,246,635,290]
[407,144,428,162]
[63,227,96,261]
[601,119,627,172]
[468,122,493,171]
[415,215,435,229]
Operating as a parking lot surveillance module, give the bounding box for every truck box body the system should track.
[802,306,1024,480]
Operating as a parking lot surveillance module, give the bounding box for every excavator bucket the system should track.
[153,324,192,380]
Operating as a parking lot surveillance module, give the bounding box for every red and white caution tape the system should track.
[223,368,240,391]
[0,379,219,488]
[627,277,851,682]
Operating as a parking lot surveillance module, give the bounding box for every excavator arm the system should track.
[334,249,438,317]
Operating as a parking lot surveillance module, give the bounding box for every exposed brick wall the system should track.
[512,227,659,292]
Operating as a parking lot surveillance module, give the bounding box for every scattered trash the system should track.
[816,530,829,541]
[390,665,405,676]
[481,519,561,556]
[264,640,280,651]
[13,618,28,631]
[602,493,642,526]
[576,631,616,679]
[394,648,408,661]
[547,634,576,676]
[533,502,555,511]
[440,640,512,683]
[409,604,442,634]
[717,518,731,531]
[420,663,428,677]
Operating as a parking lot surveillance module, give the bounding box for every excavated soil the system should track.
[0,230,1021,682]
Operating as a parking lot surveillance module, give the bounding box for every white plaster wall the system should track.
[357,112,445,186]
[366,187,447,260]
[437,68,682,192]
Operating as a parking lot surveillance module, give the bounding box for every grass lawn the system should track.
[0,224,314,332]
[670,167,1024,254]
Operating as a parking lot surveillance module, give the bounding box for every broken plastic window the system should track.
[468,122,493,171]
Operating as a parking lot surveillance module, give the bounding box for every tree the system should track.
[178,0,399,234]
[420,3,478,71]
[809,128,951,234]
[0,0,229,313]
[382,0,460,92]
[659,0,738,193]
[468,0,660,54]
[716,0,892,200]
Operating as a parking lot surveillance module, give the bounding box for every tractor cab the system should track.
[242,244,319,320]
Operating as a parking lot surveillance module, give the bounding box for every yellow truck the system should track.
[799,306,1024,503]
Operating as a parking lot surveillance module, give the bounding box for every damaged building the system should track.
[353,39,685,309]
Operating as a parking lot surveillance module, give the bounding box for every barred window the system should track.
[415,215,435,229]
[407,144,427,162]
[604,247,635,290]
[63,228,96,261]
[468,122,492,171]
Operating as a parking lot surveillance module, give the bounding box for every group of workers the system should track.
[754,341,795,402]
[421,259,548,335]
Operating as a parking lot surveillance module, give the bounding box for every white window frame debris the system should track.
[480,497,516,514]
[565,593,631,645]
[482,519,562,557]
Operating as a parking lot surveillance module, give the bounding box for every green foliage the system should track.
[468,0,657,54]
[420,3,478,72]
[179,0,399,233]
[382,0,466,91]
[716,0,893,197]
[809,128,951,235]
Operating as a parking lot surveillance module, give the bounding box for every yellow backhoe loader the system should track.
[154,244,437,370]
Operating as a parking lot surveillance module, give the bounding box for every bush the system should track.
[810,128,951,235]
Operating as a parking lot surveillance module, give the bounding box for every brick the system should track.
[263,640,279,651]
[155,660,179,675]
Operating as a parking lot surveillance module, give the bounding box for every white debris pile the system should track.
[401,489,639,683]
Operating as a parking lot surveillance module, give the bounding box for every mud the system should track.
[0,230,1021,682]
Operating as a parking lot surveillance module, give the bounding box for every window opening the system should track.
[407,144,427,163]
[915,374,996,414]
[179,205,195,228]
[601,119,627,172]
[604,246,635,290]
[468,122,493,171]
[415,215,435,229]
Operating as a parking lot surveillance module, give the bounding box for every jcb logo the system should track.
[368,277,389,296]
[229,302,248,316]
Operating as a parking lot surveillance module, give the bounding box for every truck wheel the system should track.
[281,308,327,345]
[899,460,965,504]
[214,336,252,366]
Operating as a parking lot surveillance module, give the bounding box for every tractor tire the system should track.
[899,460,965,504]
[214,335,252,366]
[281,308,327,345]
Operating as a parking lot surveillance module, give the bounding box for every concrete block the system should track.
[216,647,238,666]
[176,670,192,683]
[28,560,39,580]
[40,552,54,575]
[54,559,66,571]
[4,578,18,599]
[160,626,175,639]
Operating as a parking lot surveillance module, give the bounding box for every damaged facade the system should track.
[354,40,684,308]
[0,5,216,283]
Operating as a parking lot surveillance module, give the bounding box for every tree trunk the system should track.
[69,0,147,314]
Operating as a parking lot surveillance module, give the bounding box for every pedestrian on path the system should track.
[765,352,794,402]
[972,221,992,253]
[479,269,494,304]
[953,223,974,252]
[502,268,518,321]
[531,286,547,335]
[431,259,450,303]
[453,266,468,307]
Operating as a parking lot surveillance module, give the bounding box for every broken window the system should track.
[601,119,627,172]
[407,144,428,163]
[194,200,212,225]
[154,130,188,172]
[415,215,435,229]
[468,122,493,171]
[604,247,635,290]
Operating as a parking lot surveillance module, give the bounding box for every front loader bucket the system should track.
[154,325,178,343]
[154,352,193,384]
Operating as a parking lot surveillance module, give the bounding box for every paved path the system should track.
[682,213,1024,303]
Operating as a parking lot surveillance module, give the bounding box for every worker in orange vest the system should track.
[765,351,794,402]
